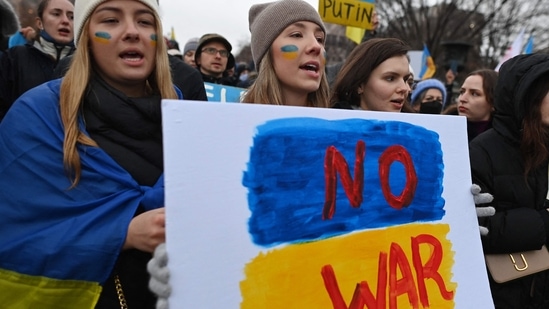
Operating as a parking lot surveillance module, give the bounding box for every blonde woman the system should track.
[0,0,179,308]
[242,0,329,107]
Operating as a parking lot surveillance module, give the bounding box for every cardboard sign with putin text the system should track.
[319,0,376,29]
[161,101,494,308]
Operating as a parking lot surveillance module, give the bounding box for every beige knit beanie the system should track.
[249,0,325,69]
[74,0,160,45]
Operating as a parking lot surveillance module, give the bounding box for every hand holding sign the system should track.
[471,184,496,236]
[147,243,170,309]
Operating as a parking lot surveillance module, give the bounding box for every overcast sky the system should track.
[158,0,319,53]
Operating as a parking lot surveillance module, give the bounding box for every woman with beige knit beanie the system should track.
[241,0,330,107]
[146,1,330,308]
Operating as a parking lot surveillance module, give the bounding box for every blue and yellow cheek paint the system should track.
[93,32,111,44]
[93,32,157,46]
[280,45,298,60]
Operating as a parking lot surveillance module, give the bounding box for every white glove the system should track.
[471,184,496,236]
[147,243,170,309]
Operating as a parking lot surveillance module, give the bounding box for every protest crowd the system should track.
[1,0,549,308]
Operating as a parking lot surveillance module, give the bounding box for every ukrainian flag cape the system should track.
[0,79,164,308]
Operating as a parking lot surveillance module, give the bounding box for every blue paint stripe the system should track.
[242,118,445,247]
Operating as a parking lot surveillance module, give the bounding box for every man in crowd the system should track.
[195,33,235,85]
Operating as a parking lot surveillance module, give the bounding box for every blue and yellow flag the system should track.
[419,44,436,80]
[523,35,534,54]
[345,26,366,45]
[0,80,165,308]
[170,26,176,41]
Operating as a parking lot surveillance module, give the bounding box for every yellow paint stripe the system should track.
[241,223,456,308]
[92,37,110,44]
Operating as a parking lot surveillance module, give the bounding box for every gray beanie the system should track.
[183,37,199,55]
[74,0,160,45]
[249,0,326,69]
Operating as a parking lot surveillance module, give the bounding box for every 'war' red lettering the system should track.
[321,235,454,309]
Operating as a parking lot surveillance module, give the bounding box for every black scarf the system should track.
[83,75,163,186]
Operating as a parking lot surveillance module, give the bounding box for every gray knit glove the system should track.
[471,184,496,236]
[147,243,170,309]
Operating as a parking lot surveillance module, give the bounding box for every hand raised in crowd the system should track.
[20,26,36,41]
[445,68,457,85]
[371,10,379,31]
[124,208,166,252]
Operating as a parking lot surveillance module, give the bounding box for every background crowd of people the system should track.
[1,0,549,308]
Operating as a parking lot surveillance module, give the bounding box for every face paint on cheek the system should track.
[93,32,111,44]
[322,50,327,65]
[150,34,157,47]
[280,45,298,60]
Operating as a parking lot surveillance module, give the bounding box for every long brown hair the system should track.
[60,9,177,187]
[521,73,549,176]
[330,38,410,107]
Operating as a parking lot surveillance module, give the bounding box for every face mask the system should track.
[419,100,443,114]
[239,73,248,81]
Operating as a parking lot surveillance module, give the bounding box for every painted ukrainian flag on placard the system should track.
[241,118,457,308]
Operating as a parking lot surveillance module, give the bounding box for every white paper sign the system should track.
[162,100,494,308]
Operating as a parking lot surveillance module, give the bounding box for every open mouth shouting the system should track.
[299,61,320,78]
[120,49,144,64]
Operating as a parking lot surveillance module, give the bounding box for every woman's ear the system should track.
[357,86,363,95]
[35,17,43,30]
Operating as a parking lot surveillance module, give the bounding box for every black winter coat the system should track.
[469,54,549,309]
[0,43,74,121]
[83,75,163,309]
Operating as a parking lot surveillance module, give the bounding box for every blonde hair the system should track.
[242,49,329,107]
[60,11,177,187]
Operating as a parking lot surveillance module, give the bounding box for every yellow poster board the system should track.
[319,0,375,29]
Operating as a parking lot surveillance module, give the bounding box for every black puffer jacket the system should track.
[469,54,549,308]
[0,43,74,121]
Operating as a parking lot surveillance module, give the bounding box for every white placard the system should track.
[162,100,493,308]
